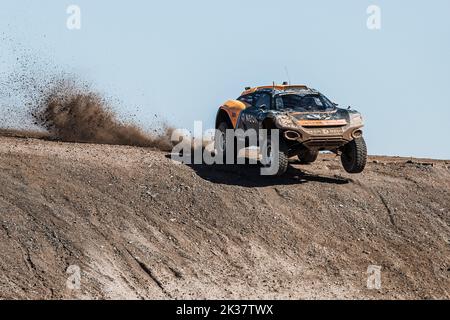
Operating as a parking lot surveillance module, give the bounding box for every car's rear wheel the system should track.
[341,137,367,173]
[297,149,319,164]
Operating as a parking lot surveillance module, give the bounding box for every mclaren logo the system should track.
[305,114,332,120]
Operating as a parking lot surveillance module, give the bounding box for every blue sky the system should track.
[1,0,449,159]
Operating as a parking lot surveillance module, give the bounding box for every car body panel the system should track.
[219,100,246,128]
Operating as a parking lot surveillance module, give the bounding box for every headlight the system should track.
[276,115,295,127]
[350,113,364,126]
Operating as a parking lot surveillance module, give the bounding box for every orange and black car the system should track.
[215,84,367,175]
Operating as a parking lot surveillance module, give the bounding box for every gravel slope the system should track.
[0,135,449,299]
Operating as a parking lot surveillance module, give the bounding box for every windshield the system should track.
[275,94,335,112]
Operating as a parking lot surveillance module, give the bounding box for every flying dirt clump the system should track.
[32,81,173,151]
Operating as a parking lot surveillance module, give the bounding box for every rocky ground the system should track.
[0,134,449,299]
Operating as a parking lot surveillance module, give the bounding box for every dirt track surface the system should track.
[0,135,449,299]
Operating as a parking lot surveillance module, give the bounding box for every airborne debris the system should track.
[30,80,173,150]
[0,45,173,150]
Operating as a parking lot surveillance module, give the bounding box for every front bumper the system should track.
[277,120,364,150]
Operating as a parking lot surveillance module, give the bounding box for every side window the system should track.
[275,96,284,110]
[255,93,271,109]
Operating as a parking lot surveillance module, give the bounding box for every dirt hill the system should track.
[0,135,449,299]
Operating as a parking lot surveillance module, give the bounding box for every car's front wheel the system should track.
[262,138,289,176]
[341,137,367,173]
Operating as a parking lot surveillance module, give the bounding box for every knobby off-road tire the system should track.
[215,121,237,163]
[264,138,289,176]
[341,137,367,173]
[297,149,319,164]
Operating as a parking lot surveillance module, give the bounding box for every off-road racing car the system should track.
[215,83,367,175]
